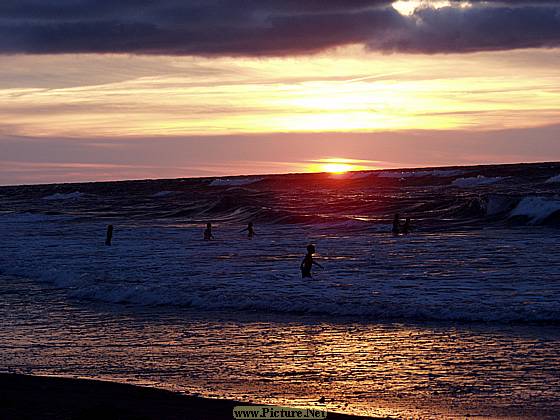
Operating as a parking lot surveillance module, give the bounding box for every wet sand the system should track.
[0,374,387,420]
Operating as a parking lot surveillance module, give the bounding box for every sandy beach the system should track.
[0,374,386,420]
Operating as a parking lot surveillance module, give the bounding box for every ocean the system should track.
[2,162,560,418]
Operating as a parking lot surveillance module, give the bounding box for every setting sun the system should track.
[321,163,355,174]
[305,158,371,174]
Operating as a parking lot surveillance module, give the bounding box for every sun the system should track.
[321,163,355,174]
[306,158,368,174]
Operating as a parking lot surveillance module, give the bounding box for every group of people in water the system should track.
[204,221,255,240]
[203,214,412,278]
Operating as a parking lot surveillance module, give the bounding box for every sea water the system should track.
[1,162,560,418]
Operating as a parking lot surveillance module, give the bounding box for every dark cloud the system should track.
[0,1,559,55]
[372,4,560,53]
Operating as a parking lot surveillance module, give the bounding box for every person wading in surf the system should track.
[392,213,400,235]
[300,244,323,278]
[241,221,256,239]
[204,223,214,240]
[401,217,412,234]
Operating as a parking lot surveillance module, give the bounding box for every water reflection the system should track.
[2,277,560,419]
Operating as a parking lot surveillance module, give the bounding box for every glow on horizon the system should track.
[321,163,355,174]
[305,158,373,174]
[1,47,560,139]
[2,45,560,184]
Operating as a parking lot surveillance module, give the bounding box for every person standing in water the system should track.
[401,217,412,234]
[204,223,214,240]
[392,213,400,235]
[241,221,256,239]
[105,224,113,246]
[300,244,323,278]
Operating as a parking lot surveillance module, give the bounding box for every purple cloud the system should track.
[0,1,559,55]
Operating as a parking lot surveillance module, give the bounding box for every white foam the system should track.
[209,177,264,187]
[510,196,560,224]
[452,176,503,188]
[2,216,560,323]
[377,169,464,179]
[43,191,84,200]
[152,191,176,198]
[0,212,71,223]
[545,174,560,184]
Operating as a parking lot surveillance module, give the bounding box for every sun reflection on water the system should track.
[3,273,560,419]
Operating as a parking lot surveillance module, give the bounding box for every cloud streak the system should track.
[2,49,559,137]
[0,1,559,56]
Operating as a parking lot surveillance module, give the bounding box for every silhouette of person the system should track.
[392,213,400,235]
[401,217,412,234]
[105,224,113,246]
[204,223,214,240]
[241,221,256,239]
[300,244,323,278]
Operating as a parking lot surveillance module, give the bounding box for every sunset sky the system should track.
[2,0,560,185]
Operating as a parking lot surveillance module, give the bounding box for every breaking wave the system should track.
[43,191,84,200]
[509,196,560,224]
[151,190,176,198]
[2,161,560,323]
[452,176,504,188]
[209,177,264,187]
[377,169,465,178]
[1,162,559,228]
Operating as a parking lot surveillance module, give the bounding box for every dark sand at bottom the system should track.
[0,374,388,420]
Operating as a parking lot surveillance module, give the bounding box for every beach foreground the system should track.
[0,374,384,420]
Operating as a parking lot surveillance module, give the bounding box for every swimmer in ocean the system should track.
[204,222,214,240]
[300,244,323,278]
[401,217,412,234]
[392,213,400,235]
[241,221,256,239]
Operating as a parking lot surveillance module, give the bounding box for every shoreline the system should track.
[0,373,388,420]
